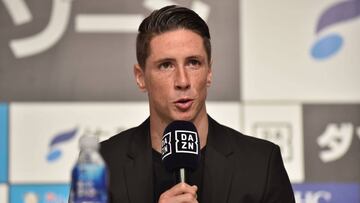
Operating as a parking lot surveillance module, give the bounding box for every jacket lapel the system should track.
[202,117,235,203]
[124,119,153,203]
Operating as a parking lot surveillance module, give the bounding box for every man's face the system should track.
[134,29,212,124]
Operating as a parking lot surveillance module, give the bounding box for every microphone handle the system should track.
[179,168,185,183]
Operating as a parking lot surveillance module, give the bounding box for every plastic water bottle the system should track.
[70,135,108,203]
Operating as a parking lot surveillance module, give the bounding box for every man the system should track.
[100,5,295,203]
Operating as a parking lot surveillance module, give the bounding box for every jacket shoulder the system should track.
[99,118,149,163]
[211,117,278,152]
[100,127,137,155]
[211,120,294,202]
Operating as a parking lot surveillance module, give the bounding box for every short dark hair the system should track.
[136,5,211,69]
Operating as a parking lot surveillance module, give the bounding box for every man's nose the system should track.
[174,66,190,90]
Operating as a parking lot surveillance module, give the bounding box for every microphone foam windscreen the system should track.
[161,120,200,172]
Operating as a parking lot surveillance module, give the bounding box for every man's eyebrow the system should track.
[188,55,202,58]
[153,55,205,64]
[186,55,205,60]
[154,58,176,64]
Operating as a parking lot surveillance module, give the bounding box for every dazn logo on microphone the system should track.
[175,130,199,154]
[162,132,172,159]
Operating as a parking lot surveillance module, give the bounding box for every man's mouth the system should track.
[174,98,193,111]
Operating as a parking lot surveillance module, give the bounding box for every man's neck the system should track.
[150,113,209,153]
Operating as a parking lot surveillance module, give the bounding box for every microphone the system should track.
[161,120,200,183]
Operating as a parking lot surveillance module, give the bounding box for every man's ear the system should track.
[134,64,147,92]
[207,61,213,87]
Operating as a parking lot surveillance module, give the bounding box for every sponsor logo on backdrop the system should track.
[310,0,360,60]
[253,122,293,161]
[47,128,77,162]
[303,104,360,182]
[318,122,360,163]
[46,125,126,163]
[293,183,360,203]
[10,184,69,203]
[0,104,8,183]
[3,0,209,58]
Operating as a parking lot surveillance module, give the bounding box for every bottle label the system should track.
[71,163,108,203]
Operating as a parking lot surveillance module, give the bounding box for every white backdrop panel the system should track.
[9,102,149,183]
[0,184,8,203]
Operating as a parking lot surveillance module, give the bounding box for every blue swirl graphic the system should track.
[47,149,62,162]
[311,34,343,59]
[49,128,77,147]
[311,0,360,60]
[316,0,360,34]
[46,128,77,162]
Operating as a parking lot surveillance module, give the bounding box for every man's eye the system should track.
[159,62,173,70]
[188,59,201,68]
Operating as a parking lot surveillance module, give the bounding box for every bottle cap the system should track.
[79,134,99,150]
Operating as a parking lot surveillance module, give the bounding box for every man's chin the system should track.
[171,112,194,122]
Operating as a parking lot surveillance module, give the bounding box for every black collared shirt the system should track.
[152,147,206,203]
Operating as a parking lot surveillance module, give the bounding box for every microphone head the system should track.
[161,120,200,172]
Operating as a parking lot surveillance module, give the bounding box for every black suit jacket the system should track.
[100,116,295,203]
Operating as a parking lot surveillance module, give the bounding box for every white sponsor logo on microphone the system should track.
[175,130,199,154]
[161,132,172,159]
